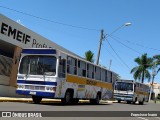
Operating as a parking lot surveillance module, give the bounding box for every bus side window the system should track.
[107,71,112,83]
[95,67,101,80]
[58,54,66,78]
[78,60,86,77]
[101,69,105,82]
[87,64,94,79]
[67,56,77,75]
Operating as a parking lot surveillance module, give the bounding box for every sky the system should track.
[0,0,160,83]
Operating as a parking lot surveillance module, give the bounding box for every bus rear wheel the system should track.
[139,99,144,105]
[32,96,42,104]
[90,94,100,105]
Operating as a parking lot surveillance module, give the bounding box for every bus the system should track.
[16,48,117,104]
[114,80,149,105]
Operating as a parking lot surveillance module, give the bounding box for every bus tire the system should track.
[133,97,137,104]
[118,100,121,103]
[90,93,100,105]
[61,90,73,105]
[139,99,144,105]
[32,96,42,104]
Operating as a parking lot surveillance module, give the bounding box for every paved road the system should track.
[0,101,160,120]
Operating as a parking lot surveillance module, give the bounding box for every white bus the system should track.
[16,48,117,104]
[114,80,149,105]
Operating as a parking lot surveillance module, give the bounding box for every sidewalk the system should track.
[0,97,116,103]
[149,100,160,104]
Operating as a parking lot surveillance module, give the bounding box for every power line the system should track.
[0,5,100,31]
[103,42,129,70]
[106,40,131,70]
[109,36,142,55]
[111,35,160,52]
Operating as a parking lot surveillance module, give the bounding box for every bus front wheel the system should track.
[133,97,137,104]
[61,90,73,105]
[32,96,42,104]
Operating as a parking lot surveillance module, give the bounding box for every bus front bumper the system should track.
[114,95,134,101]
[16,90,55,98]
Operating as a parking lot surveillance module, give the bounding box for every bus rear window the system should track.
[19,55,57,76]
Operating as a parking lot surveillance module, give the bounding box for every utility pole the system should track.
[95,22,131,66]
[149,63,156,101]
[96,29,104,65]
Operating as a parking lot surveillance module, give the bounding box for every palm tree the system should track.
[85,50,94,63]
[153,55,160,73]
[130,53,153,83]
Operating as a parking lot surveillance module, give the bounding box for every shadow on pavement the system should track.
[26,102,112,106]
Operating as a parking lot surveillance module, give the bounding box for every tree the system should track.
[153,55,160,73]
[130,53,153,83]
[85,50,94,63]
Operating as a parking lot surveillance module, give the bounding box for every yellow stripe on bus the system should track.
[66,74,86,85]
[66,74,113,90]
[135,91,149,96]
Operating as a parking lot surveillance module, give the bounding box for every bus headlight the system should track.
[18,85,25,89]
[46,87,56,91]
[46,87,50,91]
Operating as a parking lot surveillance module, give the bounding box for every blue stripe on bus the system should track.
[22,49,56,54]
[17,80,57,86]
[16,90,55,98]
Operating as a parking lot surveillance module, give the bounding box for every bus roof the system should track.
[22,48,56,54]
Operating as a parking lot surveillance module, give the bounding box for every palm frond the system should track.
[130,66,138,73]
[131,53,153,83]
[134,57,141,65]
[157,68,160,73]
[144,70,151,82]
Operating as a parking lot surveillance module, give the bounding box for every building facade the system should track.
[148,83,160,99]
[0,14,80,97]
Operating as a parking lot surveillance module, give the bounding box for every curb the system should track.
[0,97,116,103]
[0,97,61,103]
[0,99,60,103]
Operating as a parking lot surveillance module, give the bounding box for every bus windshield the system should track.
[19,55,57,76]
[115,82,133,91]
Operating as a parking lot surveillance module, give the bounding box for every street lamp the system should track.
[125,22,132,26]
[96,22,132,65]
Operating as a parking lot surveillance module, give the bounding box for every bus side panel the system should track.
[55,74,113,100]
